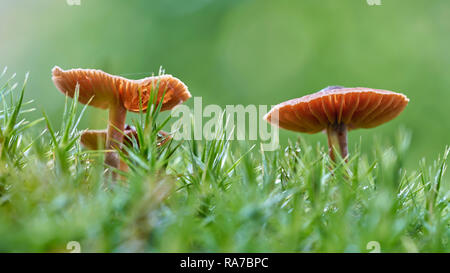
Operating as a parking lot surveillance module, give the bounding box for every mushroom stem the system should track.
[326,123,348,161]
[105,102,127,177]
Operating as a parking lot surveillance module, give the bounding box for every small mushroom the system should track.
[80,125,138,150]
[80,125,172,173]
[80,125,171,150]
[52,66,190,172]
[264,86,409,160]
[80,125,137,173]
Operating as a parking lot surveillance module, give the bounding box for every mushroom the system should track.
[264,86,409,161]
[80,125,137,173]
[80,125,172,150]
[52,66,190,173]
[80,125,172,172]
[80,125,138,151]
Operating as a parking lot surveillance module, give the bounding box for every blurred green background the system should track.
[1,0,449,169]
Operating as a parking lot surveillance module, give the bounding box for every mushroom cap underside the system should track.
[52,66,191,111]
[264,87,409,133]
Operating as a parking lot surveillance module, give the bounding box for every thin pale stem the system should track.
[105,102,127,179]
[326,123,348,161]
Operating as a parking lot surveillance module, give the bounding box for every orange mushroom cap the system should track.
[52,66,191,111]
[264,87,409,133]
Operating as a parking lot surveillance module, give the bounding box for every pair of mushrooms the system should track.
[52,66,409,173]
[264,86,409,160]
[52,66,191,173]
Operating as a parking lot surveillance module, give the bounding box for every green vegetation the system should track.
[0,70,448,252]
[3,0,450,169]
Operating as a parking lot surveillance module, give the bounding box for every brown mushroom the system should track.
[80,125,137,173]
[80,125,138,150]
[80,126,171,150]
[80,125,172,173]
[264,86,409,160]
[52,66,190,174]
